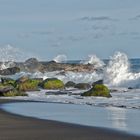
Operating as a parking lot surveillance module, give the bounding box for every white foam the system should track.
[0,44,31,70]
[53,54,67,63]
[83,54,105,68]
[104,52,140,88]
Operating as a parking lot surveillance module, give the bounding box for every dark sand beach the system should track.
[0,99,140,140]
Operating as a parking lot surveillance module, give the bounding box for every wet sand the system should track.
[0,99,139,140]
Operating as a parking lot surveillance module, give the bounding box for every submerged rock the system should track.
[39,78,64,89]
[82,84,111,98]
[46,91,68,95]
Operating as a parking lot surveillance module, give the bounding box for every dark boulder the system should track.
[74,83,91,90]
[65,81,76,88]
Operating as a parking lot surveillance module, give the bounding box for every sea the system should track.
[1,51,140,136]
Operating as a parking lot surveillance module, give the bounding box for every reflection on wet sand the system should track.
[107,107,127,131]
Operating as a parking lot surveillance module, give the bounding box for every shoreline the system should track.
[0,99,140,140]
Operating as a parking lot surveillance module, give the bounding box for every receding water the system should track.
[2,102,140,136]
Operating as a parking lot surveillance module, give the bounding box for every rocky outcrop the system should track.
[0,58,97,75]
[0,67,20,75]
[41,61,95,72]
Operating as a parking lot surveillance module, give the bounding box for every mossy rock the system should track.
[82,84,111,98]
[40,78,64,89]
[74,83,91,90]
[2,90,27,97]
[1,78,16,87]
[17,79,40,91]
[0,85,27,97]
[16,76,29,83]
[65,81,76,88]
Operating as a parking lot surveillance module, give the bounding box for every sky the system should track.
[0,0,140,60]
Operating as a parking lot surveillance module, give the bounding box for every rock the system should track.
[0,86,14,94]
[74,83,91,90]
[31,78,43,83]
[15,58,46,73]
[25,58,39,64]
[110,89,118,93]
[46,91,68,95]
[39,78,64,89]
[82,84,111,98]
[0,58,97,73]
[128,87,133,89]
[16,76,29,83]
[17,79,40,91]
[92,80,103,86]
[1,78,16,87]
[0,85,27,97]
[0,67,20,75]
[24,58,46,72]
[65,81,76,88]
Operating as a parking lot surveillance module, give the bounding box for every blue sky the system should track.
[0,0,140,60]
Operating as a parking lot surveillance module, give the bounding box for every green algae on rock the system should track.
[82,84,111,98]
[39,78,64,89]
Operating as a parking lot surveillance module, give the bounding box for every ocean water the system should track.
[1,51,140,135]
[1,51,140,109]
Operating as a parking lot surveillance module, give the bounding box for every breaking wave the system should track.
[104,52,140,88]
[53,54,67,63]
[82,54,105,69]
[0,44,31,70]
